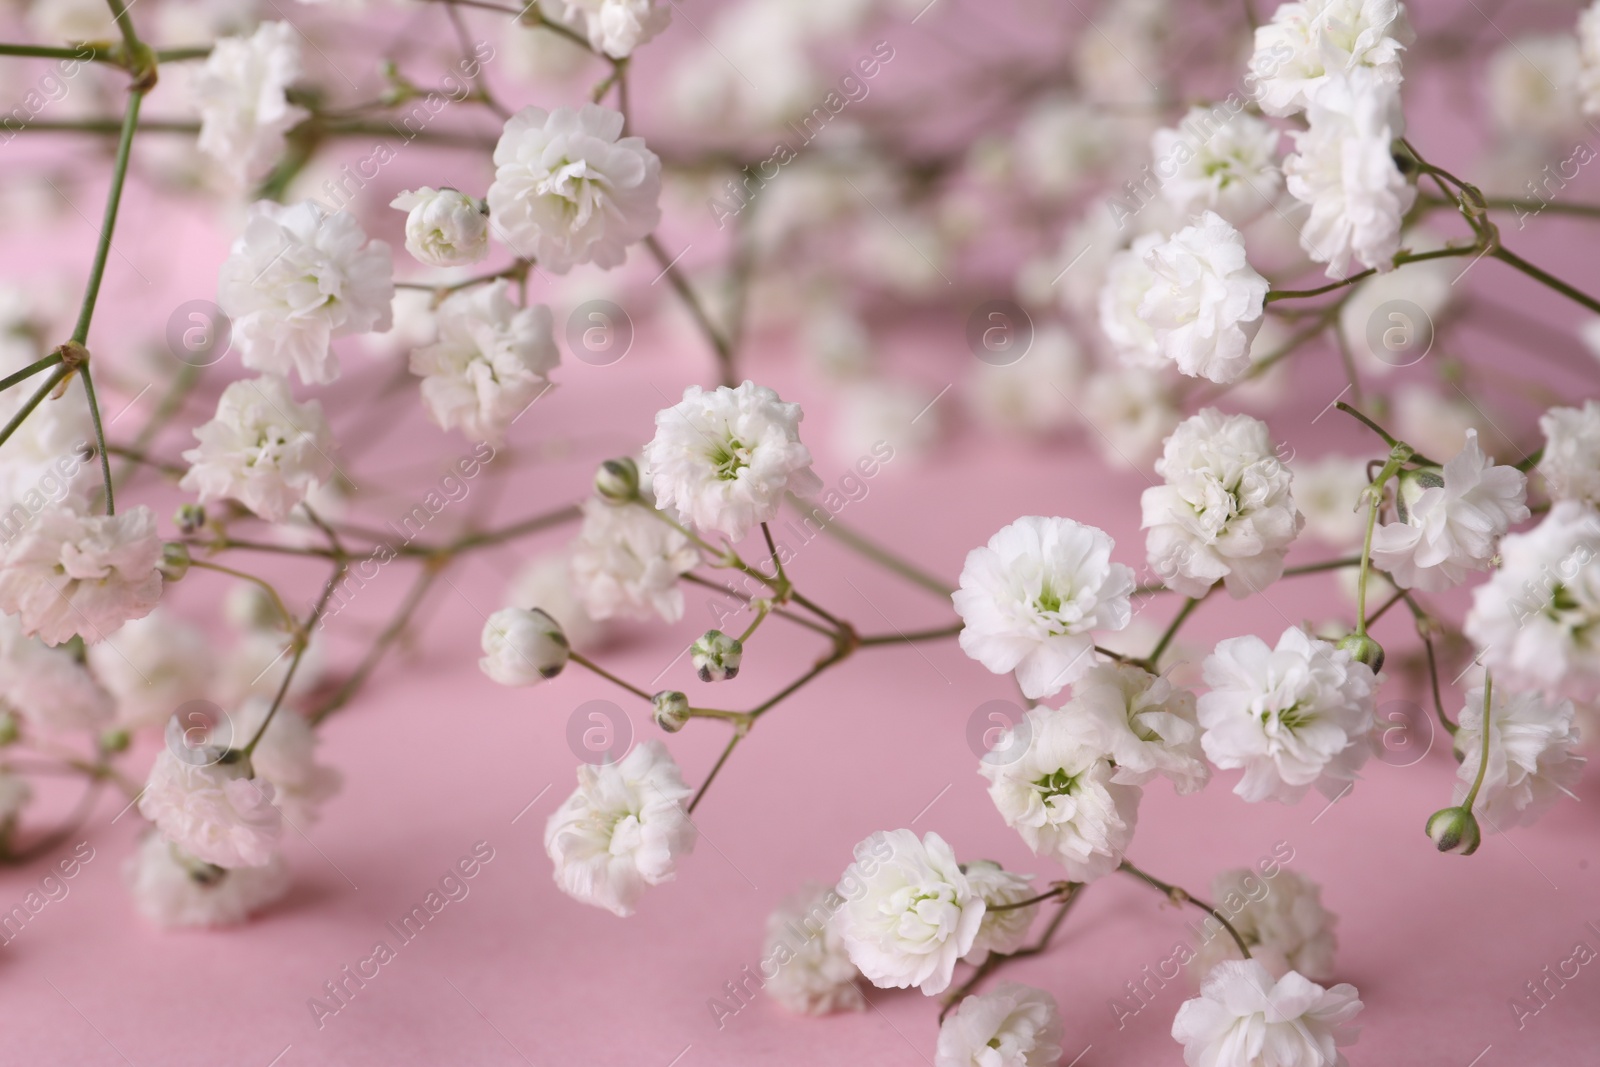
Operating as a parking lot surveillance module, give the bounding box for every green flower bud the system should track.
[1336,632,1385,673]
[652,690,691,733]
[1426,806,1482,856]
[0,711,19,746]
[159,542,191,582]
[174,503,206,535]
[595,457,641,503]
[99,728,131,754]
[691,630,742,682]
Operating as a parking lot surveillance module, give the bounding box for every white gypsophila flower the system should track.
[1370,430,1529,592]
[961,861,1037,966]
[1153,106,1283,226]
[179,375,335,523]
[480,606,570,687]
[832,380,938,465]
[1583,2,1600,116]
[138,719,283,869]
[1283,69,1415,279]
[1074,662,1210,795]
[1191,869,1338,982]
[1142,409,1303,599]
[409,281,559,446]
[1199,626,1378,804]
[213,700,341,827]
[833,829,985,995]
[644,381,822,543]
[218,200,394,386]
[1099,232,1166,369]
[1539,400,1600,507]
[936,983,1065,1067]
[542,0,669,58]
[569,497,699,623]
[1014,94,1118,197]
[1250,0,1413,117]
[85,610,213,730]
[191,22,308,187]
[390,187,489,268]
[762,881,866,1016]
[0,612,113,731]
[1453,684,1585,832]
[26,0,115,43]
[979,707,1141,882]
[505,550,604,652]
[1292,454,1369,548]
[486,104,661,273]
[1172,960,1363,1067]
[954,516,1135,700]
[1488,34,1585,145]
[969,324,1085,437]
[1137,212,1269,384]
[544,739,697,916]
[1335,241,1455,377]
[0,341,93,519]
[1465,503,1600,700]
[0,770,31,823]
[0,504,164,646]
[1082,368,1180,470]
[125,833,291,928]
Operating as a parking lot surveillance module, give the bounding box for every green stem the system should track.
[1264,247,1476,303]
[568,651,654,702]
[786,493,956,598]
[687,729,744,814]
[1142,595,1202,670]
[1492,247,1600,316]
[857,622,963,646]
[1119,860,1253,960]
[0,365,72,451]
[310,560,445,725]
[1460,672,1494,812]
[0,353,64,394]
[187,559,294,630]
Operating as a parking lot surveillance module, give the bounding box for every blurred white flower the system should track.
[1074,662,1210,795]
[214,700,341,827]
[1487,33,1584,144]
[543,0,669,58]
[1191,868,1338,981]
[1099,233,1166,369]
[505,551,605,652]
[1292,454,1369,547]
[954,516,1135,700]
[1142,409,1302,599]
[180,376,334,523]
[762,881,865,1015]
[1251,0,1413,116]
[86,610,213,730]
[1172,961,1363,1067]
[218,200,394,386]
[544,739,697,916]
[833,380,937,464]
[192,21,308,186]
[569,497,699,623]
[479,606,569,686]
[1582,2,1600,116]
[26,0,116,42]
[125,833,291,928]
[1082,368,1180,470]
[139,719,283,869]
[1335,239,1455,376]
[0,613,114,730]
[1199,626,1378,804]
[0,504,164,646]
[969,324,1086,437]
[1453,683,1585,831]
[1014,94,1117,197]
[1393,384,1512,461]
[979,706,1140,881]
[644,381,822,543]
[1153,107,1282,226]
[390,187,489,268]
[834,829,984,995]
[1136,212,1268,384]
[410,281,559,446]
[1539,400,1600,506]
[961,861,1038,966]
[936,983,1064,1067]
[487,104,661,273]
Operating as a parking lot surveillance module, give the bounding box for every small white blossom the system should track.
[410,281,559,446]
[1250,0,1413,117]
[936,983,1064,1067]
[86,610,214,730]
[1453,684,1585,831]
[1074,663,1210,794]
[763,881,866,1016]
[545,740,696,916]
[1099,233,1166,369]
[125,833,291,928]
[0,613,114,731]
[486,104,661,273]
[1488,34,1585,145]
[1582,2,1600,116]
[139,719,283,869]
[213,701,341,827]
[180,376,334,523]
[1199,626,1378,804]
[480,606,569,686]
[1136,212,1269,384]
[1336,239,1456,376]
[390,187,489,268]
[1292,454,1370,547]
[26,0,116,44]
[1172,961,1363,1067]
[1153,107,1283,226]
[954,516,1135,700]
[1283,69,1415,279]
[1142,409,1303,599]
[1082,369,1180,470]
[1191,869,1338,982]
[834,829,985,995]
[1538,400,1600,507]
[218,200,394,386]
[1464,502,1600,700]
[969,324,1086,437]
[0,504,164,646]
[569,497,700,622]
[193,22,309,187]
[505,551,605,652]
[542,0,670,58]
[979,707,1141,881]
[644,381,822,543]
[961,861,1038,966]
[1370,431,1528,592]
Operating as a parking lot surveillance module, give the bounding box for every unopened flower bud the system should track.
[1425,806,1482,856]
[652,690,691,733]
[99,728,131,754]
[691,630,742,682]
[0,711,18,746]
[1336,632,1385,673]
[479,607,570,686]
[595,457,641,503]
[159,542,191,582]
[174,503,206,535]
